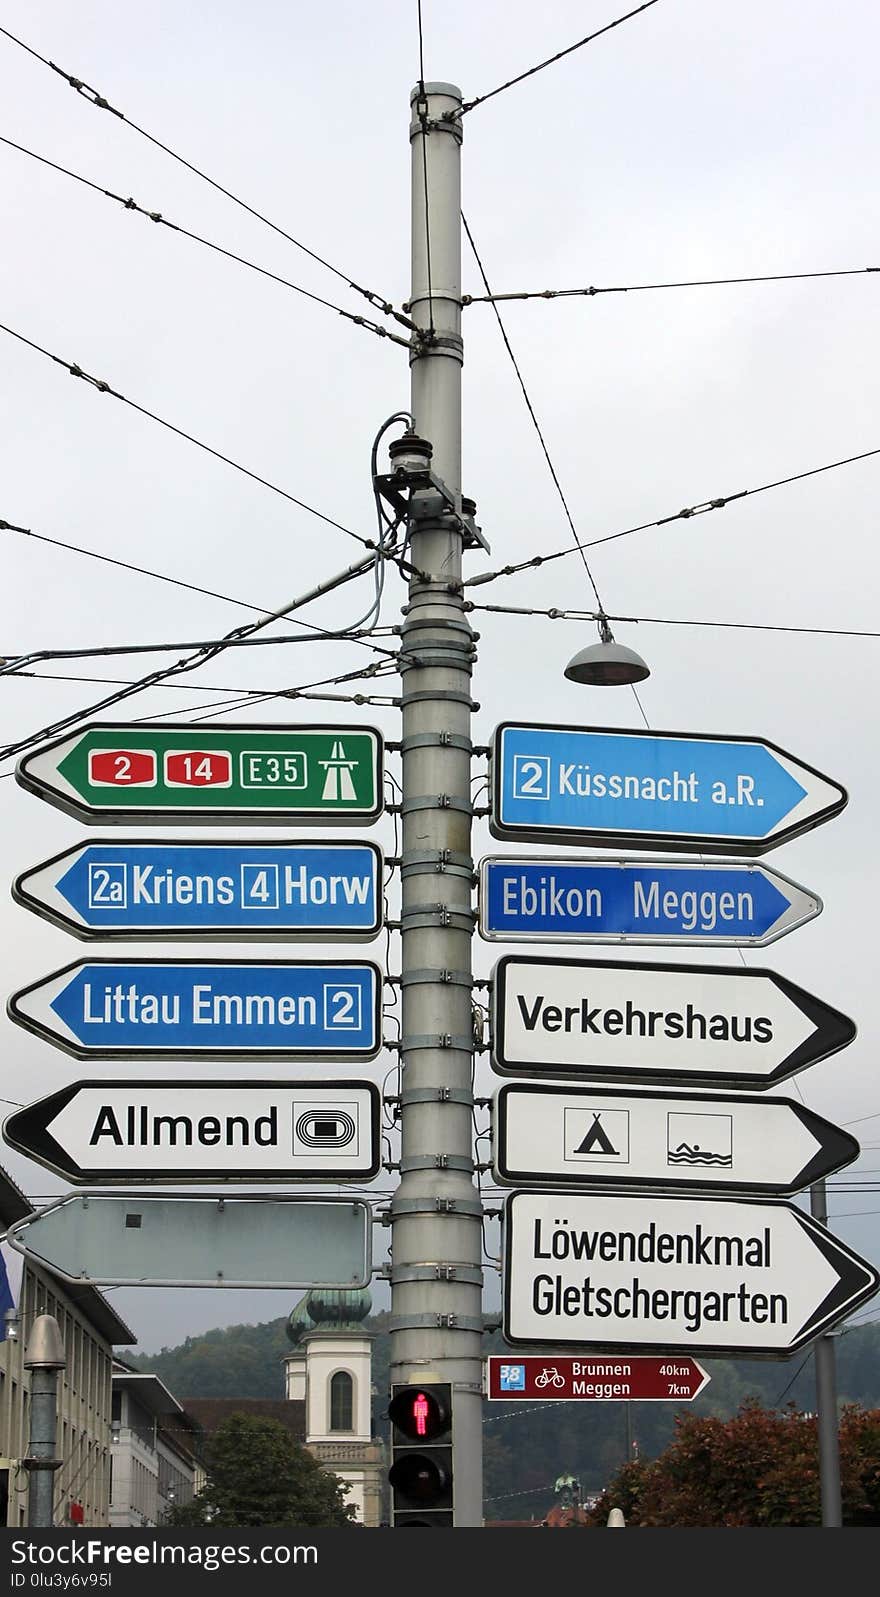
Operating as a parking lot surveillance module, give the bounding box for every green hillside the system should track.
[130,1314,880,1518]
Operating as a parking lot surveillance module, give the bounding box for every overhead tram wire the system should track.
[0,24,410,333]
[464,600,880,641]
[0,517,408,664]
[461,211,649,727]
[0,135,411,349]
[0,320,390,554]
[0,553,419,764]
[462,265,880,306]
[461,213,605,614]
[0,622,401,676]
[450,0,661,117]
[463,444,880,589]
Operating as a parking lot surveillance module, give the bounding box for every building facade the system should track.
[110,1366,197,1528]
[0,1167,135,1528]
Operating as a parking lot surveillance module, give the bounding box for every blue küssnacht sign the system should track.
[490,723,847,855]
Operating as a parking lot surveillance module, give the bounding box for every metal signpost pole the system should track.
[810,1178,843,1527]
[390,81,483,1525]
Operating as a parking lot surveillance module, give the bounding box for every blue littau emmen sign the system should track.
[490,723,847,856]
[480,858,821,948]
[8,959,382,1060]
[13,840,382,941]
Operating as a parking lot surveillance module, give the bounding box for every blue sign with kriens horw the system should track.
[480,858,821,947]
[13,841,381,941]
[8,960,381,1059]
[490,723,847,857]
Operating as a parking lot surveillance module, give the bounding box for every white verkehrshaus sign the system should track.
[491,955,855,1091]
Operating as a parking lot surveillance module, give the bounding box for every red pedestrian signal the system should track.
[388,1383,453,1527]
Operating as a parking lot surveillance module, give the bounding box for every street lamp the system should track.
[565,616,650,686]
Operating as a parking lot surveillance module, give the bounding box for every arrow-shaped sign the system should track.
[485,1354,711,1403]
[503,1190,879,1356]
[7,958,382,1060]
[13,839,382,942]
[490,723,847,855]
[493,1084,860,1195]
[2,1193,372,1289]
[479,857,822,947]
[491,954,855,1090]
[3,1080,382,1184]
[15,722,383,826]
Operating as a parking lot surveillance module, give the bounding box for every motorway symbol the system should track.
[486,1354,710,1402]
[3,1080,381,1184]
[14,839,382,942]
[490,722,846,855]
[493,1083,860,1196]
[15,722,383,826]
[8,957,382,1060]
[2,1193,372,1288]
[479,857,821,948]
[491,954,855,1091]
[502,1190,879,1356]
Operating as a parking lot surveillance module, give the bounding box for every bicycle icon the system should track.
[535,1366,566,1389]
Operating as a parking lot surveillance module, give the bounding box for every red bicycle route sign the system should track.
[486,1354,709,1402]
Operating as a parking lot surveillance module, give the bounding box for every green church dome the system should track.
[285,1295,317,1347]
[304,1287,372,1329]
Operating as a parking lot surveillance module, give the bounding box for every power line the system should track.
[0,319,378,550]
[1,514,271,614]
[464,444,880,588]
[462,265,880,305]
[454,1,661,116]
[461,211,606,614]
[465,600,880,641]
[0,134,412,349]
[0,24,407,328]
[0,621,400,673]
[0,553,409,764]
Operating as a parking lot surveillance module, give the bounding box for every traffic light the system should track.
[387,1382,453,1526]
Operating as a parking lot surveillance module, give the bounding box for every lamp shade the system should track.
[564,638,650,686]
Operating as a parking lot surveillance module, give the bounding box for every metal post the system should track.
[23,1314,66,1528]
[810,1180,842,1526]
[390,80,484,1526]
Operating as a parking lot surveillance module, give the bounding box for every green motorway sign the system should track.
[16,722,383,826]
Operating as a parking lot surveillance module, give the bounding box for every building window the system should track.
[329,1370,354,1432]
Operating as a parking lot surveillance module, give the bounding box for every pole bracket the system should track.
[391,1196,484,1219]
[398,646,475,671]
[386,1313,485,1332]
[399,1035,475,1054]
[395,731,474,754]
[399,1154,475,1174]
[390,1264,483,1286]
[399,905,477,933]
[398,1086,474,1105]
[400,847,474,880]
[401,688,479,710]
[397,967,474,988]
[399,794,474,816]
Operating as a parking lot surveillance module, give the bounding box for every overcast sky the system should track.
[1,0,879,1354]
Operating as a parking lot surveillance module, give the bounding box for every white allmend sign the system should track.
[503,1191,879,1356]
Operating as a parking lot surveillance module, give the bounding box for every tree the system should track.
[586,1401,880,1527]
[167,1411,355,1528]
